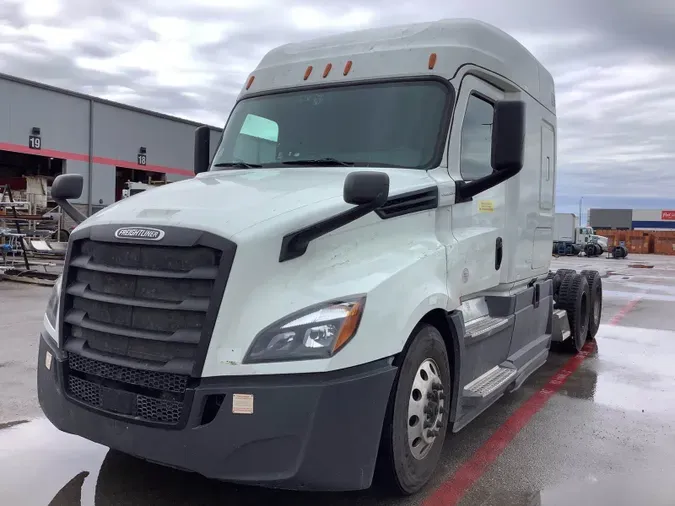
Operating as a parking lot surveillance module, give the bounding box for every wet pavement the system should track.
[1,254,675,505]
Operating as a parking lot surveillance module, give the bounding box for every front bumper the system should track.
[37,333,397,491]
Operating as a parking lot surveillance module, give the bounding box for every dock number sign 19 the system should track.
[28,135,41,150]
[137,153,147,166]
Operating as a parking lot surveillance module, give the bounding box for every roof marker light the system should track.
[428,53,437,70]
[304,65,313,80]
[323,63,332,78]
[343,60,353,76]
[245,75,255,90]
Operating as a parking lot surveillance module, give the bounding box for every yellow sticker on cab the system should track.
[478,200,494,212]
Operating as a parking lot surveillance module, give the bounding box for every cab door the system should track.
[447,75,506,298]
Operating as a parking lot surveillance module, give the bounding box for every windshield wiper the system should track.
[281,158,355,167]
[212,161,263,169]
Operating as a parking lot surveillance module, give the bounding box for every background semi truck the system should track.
[553,212,609,257]
[37,19,602,496]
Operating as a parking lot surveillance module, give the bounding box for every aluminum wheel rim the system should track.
[407,358,445,460]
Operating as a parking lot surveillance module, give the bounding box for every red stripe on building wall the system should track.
[0,141,194,177]
[0,142,89,163]
[92,155,193,176]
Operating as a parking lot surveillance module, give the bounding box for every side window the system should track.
[460,94,495,181]
[233,114,279,164]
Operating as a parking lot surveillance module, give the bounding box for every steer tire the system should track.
[585,243,596,257]
[556,273,590,353]
[376,324,451,496]
[580,270,603,340]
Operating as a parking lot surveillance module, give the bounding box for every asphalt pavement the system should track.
[1,254,675,506]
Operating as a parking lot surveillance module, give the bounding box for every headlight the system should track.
[244,296,366,363]
[45,275,62,329]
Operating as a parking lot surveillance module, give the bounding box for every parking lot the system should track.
[2,254,675,505]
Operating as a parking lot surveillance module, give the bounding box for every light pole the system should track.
[579,197,584,226]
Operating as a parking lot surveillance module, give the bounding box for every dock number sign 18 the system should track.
[137,153,147,166]
[28,135,41,150]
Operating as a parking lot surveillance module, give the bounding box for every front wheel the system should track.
[377,324,451,495]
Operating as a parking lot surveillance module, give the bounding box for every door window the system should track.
[460,94,495,181]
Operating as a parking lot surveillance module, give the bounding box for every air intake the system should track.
[375,187,439,219]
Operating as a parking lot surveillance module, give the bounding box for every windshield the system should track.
[211,79,453,170]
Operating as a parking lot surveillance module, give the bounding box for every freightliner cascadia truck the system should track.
[37,18,603,496]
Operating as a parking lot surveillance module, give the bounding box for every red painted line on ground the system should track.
[423,298,641,506]
[0,141,194,176]
[607,298,640,326]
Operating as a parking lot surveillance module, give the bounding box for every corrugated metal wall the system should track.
[588,208,632,230]
[589,208,675,230]
[0,73,222,209]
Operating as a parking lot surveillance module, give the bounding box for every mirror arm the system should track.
[455,167,516,203]
[279,201,380,262]
[54,198,87,225]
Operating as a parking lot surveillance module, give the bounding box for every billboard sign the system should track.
[662,210,675,221]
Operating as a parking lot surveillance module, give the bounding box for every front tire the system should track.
[377,324,451,495]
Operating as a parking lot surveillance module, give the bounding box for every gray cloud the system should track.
[0,0,673,203]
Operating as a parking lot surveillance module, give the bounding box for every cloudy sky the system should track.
[1,0,674,217]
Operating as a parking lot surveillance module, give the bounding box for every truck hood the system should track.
[82,167,439,237]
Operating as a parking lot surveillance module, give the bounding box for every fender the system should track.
[445,310,465,426]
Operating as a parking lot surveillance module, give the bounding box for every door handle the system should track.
[495,237,503,270]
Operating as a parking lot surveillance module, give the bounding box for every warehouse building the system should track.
[0,71,223,219]
[589,208,675,230]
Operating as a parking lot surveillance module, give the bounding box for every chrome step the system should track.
[464,315,510,341]
[551,309,571,342]
[463,364,518,399]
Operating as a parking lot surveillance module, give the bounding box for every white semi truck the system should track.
[553,213,609,257]
[121,180,167,199]
[37,19,602,496]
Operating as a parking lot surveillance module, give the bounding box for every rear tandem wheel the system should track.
[556,273,591,352]
[580,269,602,340]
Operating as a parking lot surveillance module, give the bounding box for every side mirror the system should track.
[51,174,83,200]
[279,171,391,262]
[194,125,211,174]
[491,100,526,173]
[51,174,87,225]
[343,171,390,207]
[455,99,526,203]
